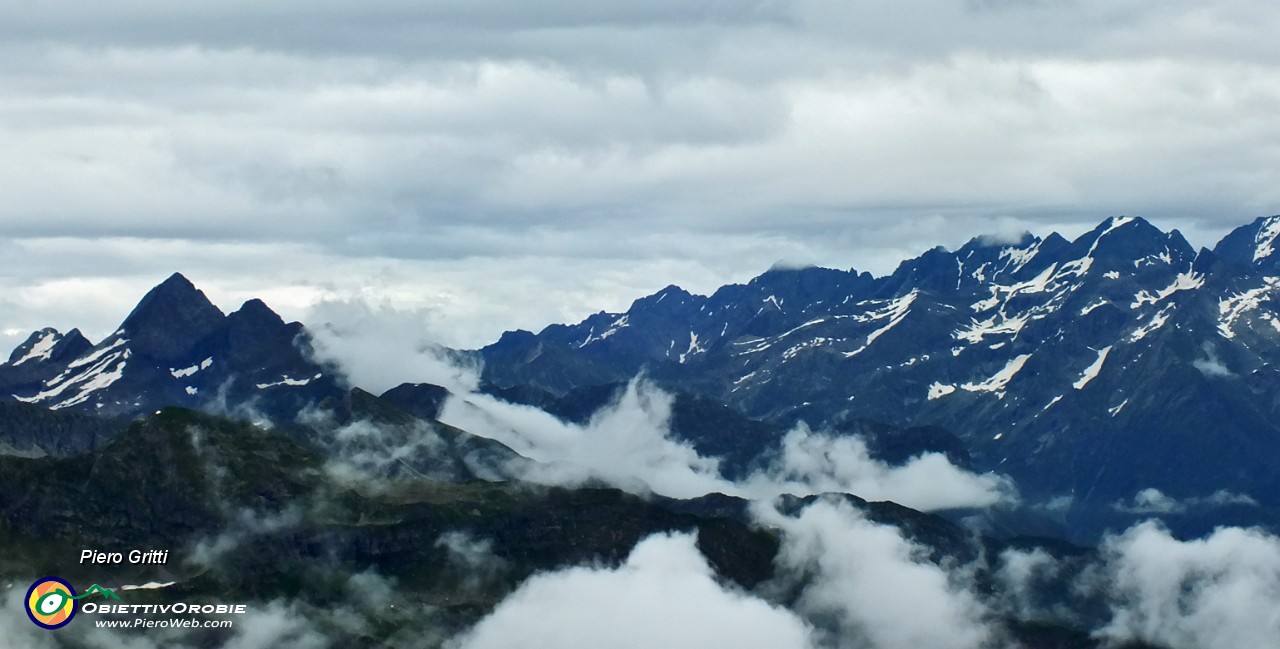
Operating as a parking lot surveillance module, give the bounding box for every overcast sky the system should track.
[3,0,1280,350]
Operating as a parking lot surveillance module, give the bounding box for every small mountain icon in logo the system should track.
[73,585,121,602]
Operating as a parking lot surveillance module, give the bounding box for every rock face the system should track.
[119,272,227,363]
[477,216,1280,515]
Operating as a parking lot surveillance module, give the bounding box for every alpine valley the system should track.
[5,215,1280,649]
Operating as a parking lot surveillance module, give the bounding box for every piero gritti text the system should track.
[80,549,170,565]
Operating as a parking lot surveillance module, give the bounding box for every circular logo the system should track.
[25,577,77,630]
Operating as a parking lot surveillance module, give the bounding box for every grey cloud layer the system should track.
[3,1,1280,347]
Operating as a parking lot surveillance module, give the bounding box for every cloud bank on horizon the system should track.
[3,0,1280,350]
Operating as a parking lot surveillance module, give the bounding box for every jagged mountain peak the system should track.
[120,273,226,361]
[477,213,1280,519]
[6,328,92,367]
[1040,215,1197,280]
[628,284,698,312]
[957,230,1037,255]
[1213,214,1280,269]
[229,298,287,328]
[5,274,339,420]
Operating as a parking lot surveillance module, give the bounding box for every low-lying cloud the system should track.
[1096,521,1280,649]
[306,299,482,395]
[741,426,1017,511]
[1113,487,1259,514]
[447,531,815,649]
[758,498,998,649]
[438,379,735,499]
[438,378,1015,511]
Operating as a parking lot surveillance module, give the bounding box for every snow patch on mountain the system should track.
[1109,399,1129,416]
[955,314,1028,345]
[844,291,917,358]
[16,347,130,409]
[1130,306,1174,342]
[579,315,629,348]
[1081,300,1108,316]
[68,337,126,370]
[171,357,214,379]
[1218,280,1280,338]
[1074,346,1112,390]
[256,373,322,389]
[928,382,957,400]
[10,331,58,366]
[961,354,1032,398]
[1255,217,1280,262]
[1131,271,1204,309]
[971,264,1058,313]
[678,332,704,364]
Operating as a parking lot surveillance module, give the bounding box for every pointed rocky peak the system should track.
[1213,215,1280,270]
[120,273,227,361]
[228,298,287,330]
[733,265,870,309]
[9,328,60,366]
[751,265,864,287]
[1191,247,1222,275]
[881,245,966,295]
[224,297,303,367]
[8,327,57,366]
[380,382,452,420]
[6,328,93,367]
[624,285,707,322]
[494,329,537,347]
[951,231,1055,284]
[1065,216,1195,271]
[631,284,694,309]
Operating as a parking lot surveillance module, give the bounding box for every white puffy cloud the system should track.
[741,426,1017,511]
[439,378,1013,510]
[438,378,735,499]
[449,531,815,649]
[305,299,481,393]
[994,547,1066,621]
[758,498,997,649]
[1097,521,1280,649]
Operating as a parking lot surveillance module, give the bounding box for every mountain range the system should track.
[477,216,1280,527]
[7,215,1280,647]
[5,217,1280,538]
